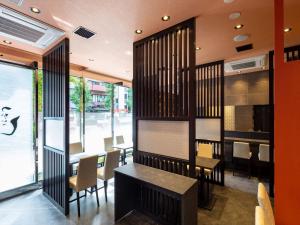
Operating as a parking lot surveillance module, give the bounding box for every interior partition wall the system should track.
[133,18,196,177]
[195,61,225,185]
[42,38,70,215]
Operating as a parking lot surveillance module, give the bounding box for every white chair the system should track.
[255,206,265,225]
[97,150,120,202]
[116,135,124,144]
[104,137,113,152]
[69,142,83,155]
[257,183,275,225]
[69,155,99,217]
[258,144,270,162]
[233,142,252,178]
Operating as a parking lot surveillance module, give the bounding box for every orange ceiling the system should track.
[0,0,299,80]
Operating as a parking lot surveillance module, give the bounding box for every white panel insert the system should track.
[45,119,64,151]
[196,119,221,141]
[138,120,189,160]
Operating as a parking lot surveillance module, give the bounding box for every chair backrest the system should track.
[103,150,121,180]
[70,142,83,155]
[233,142,251,159]
[255,206,265,225]
[257,183,275,225]
[77,155,98,191]
[197,143,213,158]
[104,137,113,152]
[116,135,124,145]
[259,144,270,162]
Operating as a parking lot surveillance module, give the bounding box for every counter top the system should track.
[225,137,269,144]
[114,163,197,195]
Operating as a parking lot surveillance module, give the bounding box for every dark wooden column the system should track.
[42,38,70,215]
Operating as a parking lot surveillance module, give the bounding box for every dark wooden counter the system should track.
[114,163,198,225]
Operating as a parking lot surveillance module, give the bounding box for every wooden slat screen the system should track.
[133,18,196,177]
[195,60,224,185]
[284,45,300,62]
[134,19,195,120]
[42,38,70,215]
[135,150,189,177]
[196,61,223,118]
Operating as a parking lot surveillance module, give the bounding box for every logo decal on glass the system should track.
[0,106,20,136]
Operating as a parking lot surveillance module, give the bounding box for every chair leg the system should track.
[248,160,251,179]
[206,175,210,203]
[85,189,87,197]
[95,185,100,207]
[76,192,80,217]
[104,180,108,202]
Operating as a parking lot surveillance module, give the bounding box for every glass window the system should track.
[69,76,83,144]
[84,79,112,154]
[113,86,132,144]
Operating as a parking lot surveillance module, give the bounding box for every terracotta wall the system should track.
[274,0,300,224]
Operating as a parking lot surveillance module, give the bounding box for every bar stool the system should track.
[233,142,252,178]
[258,144,270,162]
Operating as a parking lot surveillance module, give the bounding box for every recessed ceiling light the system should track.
[3,40,12,44]
[135,29,143,34]
[229,12,241,20]
[224,0,235,3]
[284,27,292,33]
[162,15,170,21]
[30,7,41,14]
[196,47,201,50]
[88,58,94,62]
[234,24,244,30]
[0,54,3,57]
[233,34,249,42]
[125,51,132,56]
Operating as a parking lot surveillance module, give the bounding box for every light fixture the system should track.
[135,29,143,34]
[3,40,12,44]
[125,51,132,56]
[233,34,249,42]
[30,7,41,14]
[162,15,170,21]
[284,27,292,33]
[224,0,235,3]
[0,54,3,57]
[229,12,241,20]
[196,47,201,50]
[234,24,244,30]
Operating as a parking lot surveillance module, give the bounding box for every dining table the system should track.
[69,152,106,165]
[196,156,220,210]
[112,143,133,165]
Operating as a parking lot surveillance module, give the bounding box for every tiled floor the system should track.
[0,177,260,225]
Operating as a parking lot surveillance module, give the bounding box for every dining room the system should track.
[0,0,299,225]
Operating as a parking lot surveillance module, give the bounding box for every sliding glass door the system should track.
[0,62,36,193]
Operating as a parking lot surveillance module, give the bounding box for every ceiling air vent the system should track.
[236,44,253,52]
[225,55,267,73]
[231,61,256,70]
[6,0,24,6]
[0,6,64,49]
[74,26,95,39]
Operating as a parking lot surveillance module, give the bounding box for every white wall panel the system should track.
[138,120,189,160]
[196,119,221,141]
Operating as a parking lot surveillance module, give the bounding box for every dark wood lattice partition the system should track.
[195,61,224,185]
[133,17,196,175]
[134,18,195,120]
[42,38,70,215]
